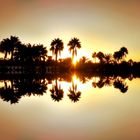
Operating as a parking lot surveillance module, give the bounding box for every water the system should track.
[0,75,140,140]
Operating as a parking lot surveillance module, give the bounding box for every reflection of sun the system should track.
[72,74,85,90]
[72,74,79,83]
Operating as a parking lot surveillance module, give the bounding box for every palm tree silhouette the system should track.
[120,47,128,58]
[92,52,97,63]
[128,59,133,66]
[113,51,122,63]
[32,44,47,61]
[113,47,128,63]
[0,36,21,59]
[68,37,81,61]
[96,52,105,63]
[104,54,112,64]
[68,81,81,102]
[50,79,64,102]
[50,38,64,62]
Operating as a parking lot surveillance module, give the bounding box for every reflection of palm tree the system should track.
[0,81,21,104]
[92,76,113,88]
[68,81,81,102]
[113,78,128,93]
[68,37,81,61]
[96,79,105,88]
[14,78,47,97]
[0,36,21,59]
[50,79,64,102]
[50,38,64,62]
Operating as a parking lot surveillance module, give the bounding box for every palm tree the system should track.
[50,38,64,62]
[128,59,133,66]
[0,36,21,59]
[92,52,97,63]
[80,56,88,64]
[13,43,27,62]
[68,37,81,61]
[31,44,47,61]
[104,54,112,64]
[113,47,128,63]
[96,51,105,63]
[120,46,128,58]
[113,51,122,63]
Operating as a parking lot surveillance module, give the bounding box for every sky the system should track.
[0,0,140,61]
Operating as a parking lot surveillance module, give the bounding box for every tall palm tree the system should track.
[50,38,64,62]
[0,36,21,59]
[68,37,81,61]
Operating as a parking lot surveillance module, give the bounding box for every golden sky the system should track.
[0,0,140,60]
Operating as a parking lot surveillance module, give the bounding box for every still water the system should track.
[0,74,140,140]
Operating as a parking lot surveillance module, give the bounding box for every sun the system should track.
[72,57,78,65]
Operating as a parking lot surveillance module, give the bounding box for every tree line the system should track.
[0,36,81,63]
[0,36,132,65]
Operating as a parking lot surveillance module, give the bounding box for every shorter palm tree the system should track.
[113,51,122,63]
[120,46,128,58]
[92,52,97,63]
[96,51,105,63]
[104,54,112,64]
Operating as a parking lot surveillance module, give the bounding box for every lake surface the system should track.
[0,74,140,140]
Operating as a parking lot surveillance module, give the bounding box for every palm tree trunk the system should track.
[55,53,58,62]
[11,51,13,60]
[4,51,7,59]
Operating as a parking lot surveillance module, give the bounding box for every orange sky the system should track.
[0,0,140,61]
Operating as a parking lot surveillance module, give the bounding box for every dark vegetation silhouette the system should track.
[68,78,81,102]
[68,37,81,62]
[50,78,64,102]
[0,36,139,104]
[0,74,132,104]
